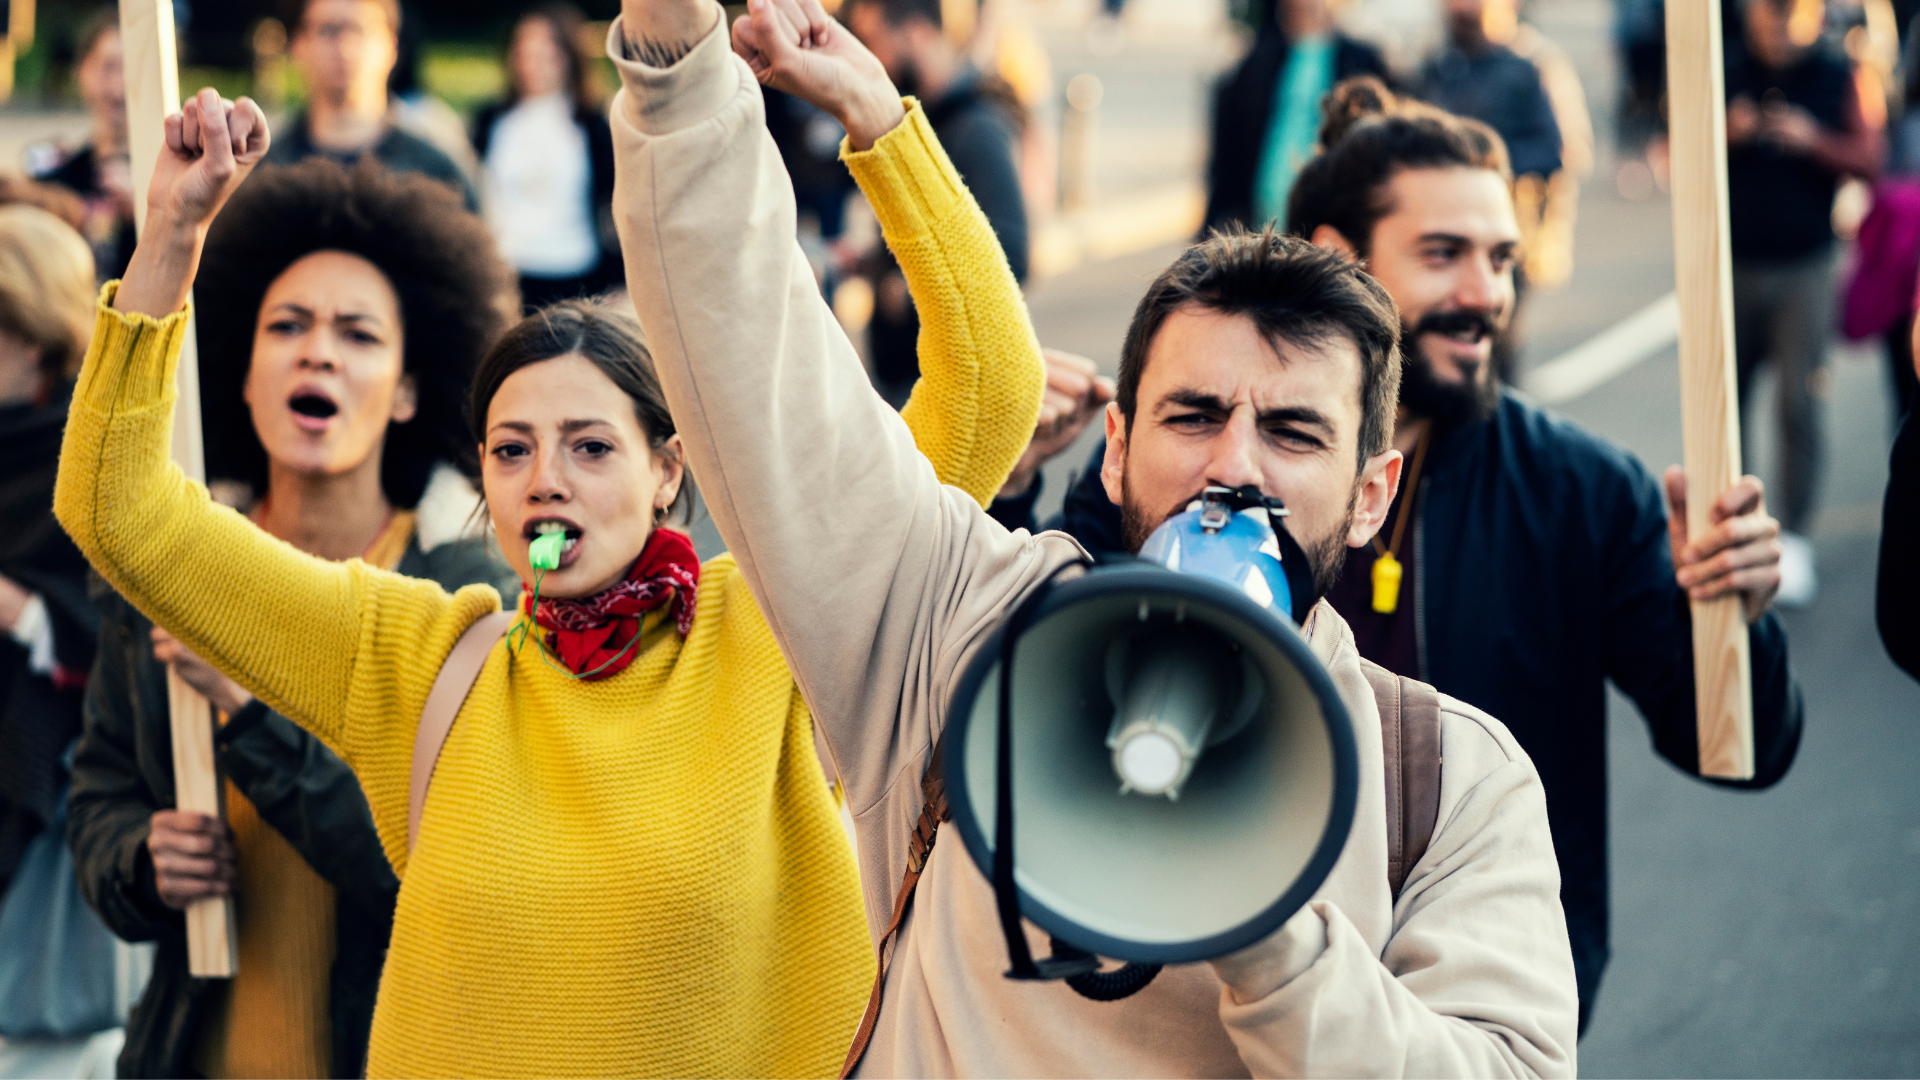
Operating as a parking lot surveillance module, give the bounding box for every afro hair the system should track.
[195,158,519,509]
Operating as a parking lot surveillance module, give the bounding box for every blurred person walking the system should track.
[1842,8,1920,426]
[0,203,121,1054]
[1726,0,1883,606]
[844,0,1029,407]
[31,9,136,282]
[387,1,486,193]
[0,203,104,906]
[57,10,1051,1059]
[66,161,519,1080]
[264,0,478,211]
[997,81,1805,1032]
[472,5,622,310]
[1202,0,1387,233]
[1418,0,1560,179]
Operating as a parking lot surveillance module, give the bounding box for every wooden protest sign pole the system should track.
[1664,0,1755,780]
[121,0,237,977]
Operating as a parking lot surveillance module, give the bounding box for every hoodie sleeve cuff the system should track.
[606,10,739,137]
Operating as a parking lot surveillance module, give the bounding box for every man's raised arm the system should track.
[606,0,1078,822]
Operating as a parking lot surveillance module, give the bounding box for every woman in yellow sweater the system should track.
[56,29,1043,1077]
[67,160,520,1080]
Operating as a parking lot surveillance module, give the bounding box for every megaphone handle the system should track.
[993,620,1041,979]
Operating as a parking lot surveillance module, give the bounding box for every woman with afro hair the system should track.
[66,158,521,1080]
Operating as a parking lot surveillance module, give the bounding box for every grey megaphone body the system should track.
[942,488,1359,994]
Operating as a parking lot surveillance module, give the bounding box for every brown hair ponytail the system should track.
[1285,76,1512,258]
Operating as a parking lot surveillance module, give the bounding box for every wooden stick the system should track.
[1664,0,1755,780]
[120,0,236,977]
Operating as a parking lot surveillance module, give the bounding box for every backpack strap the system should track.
[1361,659,1445,898]
[408,610,516,855]
[838,750,947,1079]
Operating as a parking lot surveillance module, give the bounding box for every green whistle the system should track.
[530,531,567,571]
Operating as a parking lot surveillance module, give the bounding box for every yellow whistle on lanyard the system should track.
[1371,551,1403,614]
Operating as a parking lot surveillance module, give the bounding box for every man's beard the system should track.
[1120,473,1358,605]
[1400,308,1502,429]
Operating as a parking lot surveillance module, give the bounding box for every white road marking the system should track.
[1525,292,1681,403]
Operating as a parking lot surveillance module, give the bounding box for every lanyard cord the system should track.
[1372,427,1431,561]
[508,564,658,681]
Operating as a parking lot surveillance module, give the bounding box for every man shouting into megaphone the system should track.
[609,0,1577,1073]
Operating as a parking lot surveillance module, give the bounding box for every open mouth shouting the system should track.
[1413,308,1496,348]
[287,385,341,433]
[525,517,585,570]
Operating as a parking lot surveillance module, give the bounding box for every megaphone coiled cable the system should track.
[1055,939,1164,1002]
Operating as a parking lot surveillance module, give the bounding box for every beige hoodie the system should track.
[606,16,1578,1078]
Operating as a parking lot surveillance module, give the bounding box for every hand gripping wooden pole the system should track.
[1664,0,1755,780]
[121,0,237,977]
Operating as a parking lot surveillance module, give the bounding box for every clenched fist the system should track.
[114,87,271,320]
[731,0,905,150]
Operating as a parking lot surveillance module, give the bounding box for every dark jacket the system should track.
[32,145,137,281]
[992,391,1803,1016]
[1881,406,1920,681]
[1725,40,1856,263]
[867,67,1028,406]
[471,96,622,290]
[0,381,100,895]
[1204,23,1388,232]
[1417,43,1563,179]
[264,112,480,212]
[68,527,515,1080]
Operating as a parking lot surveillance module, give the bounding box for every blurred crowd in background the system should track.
[1,0,1919,1075]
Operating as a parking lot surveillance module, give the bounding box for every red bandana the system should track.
[523,527,700,680]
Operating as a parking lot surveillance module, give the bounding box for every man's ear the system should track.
[1311,224,1359,261]
[1100,401,1127,507]
[1347,447,1404,549]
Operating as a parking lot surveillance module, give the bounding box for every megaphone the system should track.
[943,487,1358,998]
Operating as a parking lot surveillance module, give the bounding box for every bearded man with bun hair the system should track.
[998,77,1803,1033]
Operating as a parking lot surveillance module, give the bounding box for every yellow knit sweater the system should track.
[55,105,1042,1079]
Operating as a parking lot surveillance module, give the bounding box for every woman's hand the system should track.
[999,350,1115,500]
[732,0,905,150]
[114,88,270,319]
[147,809,236,909]
[151,627,254,716]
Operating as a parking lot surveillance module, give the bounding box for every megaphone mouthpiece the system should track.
[1105,629,1238,799]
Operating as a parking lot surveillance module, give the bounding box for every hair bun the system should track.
[1318,76,1397,150]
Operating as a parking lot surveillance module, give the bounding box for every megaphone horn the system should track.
[944,561,1358,998]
